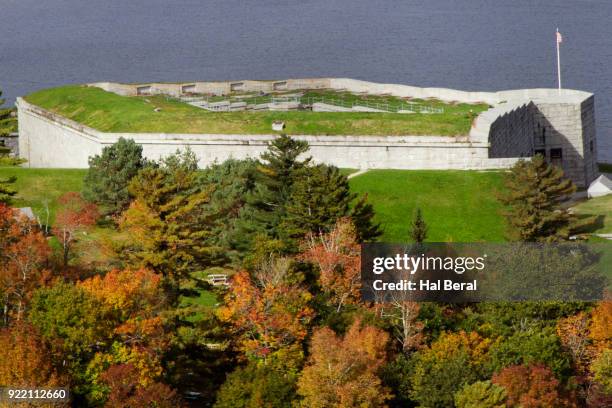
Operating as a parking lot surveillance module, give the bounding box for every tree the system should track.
[0,88,16,138]
[488,327,572,380]
[83,137,147,217]
[381,298,424,353]
[0,204,51,326]
[499,155,577,241]
[214,361,298,408]
[237,135,311,246]
[409,207,428,243]
[53,192,99,267]
[301,218,361,312]
[454,381,507,408]
[29,282,113,364]
[217,259,314,364]
[349,193,382,242]
[0,175,16,204]
[492,364,574,407]
[100,363,182,408]
[120,149,220,285]
[410,331,492,407]
[282,164,354,239]
[588,300,611,357]
[297,319,391,407]
[200,158,259,258]
[556,312,591,374]
[590,350,612,396]
[0,323,67,390]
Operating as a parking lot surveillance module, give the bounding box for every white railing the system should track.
[170,94,444,114]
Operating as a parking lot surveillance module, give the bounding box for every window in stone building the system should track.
[590,140,594,152]
[535,127,547,146]
[550,148,563,167]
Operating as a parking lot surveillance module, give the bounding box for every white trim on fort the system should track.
[17,78,599,187]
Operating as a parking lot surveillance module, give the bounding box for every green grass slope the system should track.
[349,170,507,242]
[0,167,86,223]
[25,85,487,136]
[573,194,612,235]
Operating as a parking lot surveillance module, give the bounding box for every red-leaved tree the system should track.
[53,192,98,267]
[493,364,576,407]
[0,204,51,325]
[100,363,182,408]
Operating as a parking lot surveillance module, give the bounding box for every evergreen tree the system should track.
[350,193,382,242]
[0,176,16,205]
[281,164,353,239]
[83,137,147,217]
[499,155,577,242]
[410,207,428,243]
[0,88,17,138]
[120,149,222,286]
[200,158,259,258]
[237,135,311,244]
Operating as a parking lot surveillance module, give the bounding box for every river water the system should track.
[1,0,610,162]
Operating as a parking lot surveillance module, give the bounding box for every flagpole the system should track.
[556,28,562,90]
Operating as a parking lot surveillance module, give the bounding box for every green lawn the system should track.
[2,167,509,243]
[25,85,488,136]
[349,170,508,242]
[573,195,612,234]
[0,167,86,224]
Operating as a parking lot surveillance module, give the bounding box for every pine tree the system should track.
[350,193,382,242]
[120,149,221,286]
[499,155,577,242]
[83,137,147,217]
[281,164,353,239]
[410,207,428,243]
[0,176,16,205]
[237,135,311,243]
[0,88,17,138]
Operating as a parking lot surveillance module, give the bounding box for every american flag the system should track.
[556,30,563,44]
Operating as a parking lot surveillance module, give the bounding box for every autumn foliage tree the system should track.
[53,192,98,267]
[218,258,314,365]
[302,218,361,312]
[410,331,492,407]
[0,204,51,326]
[492,364,575,407]
[100,363,182,408]
[297,319,391,407]
[0,323,66,389]
[588,301,611,358]
[556,312,592,375]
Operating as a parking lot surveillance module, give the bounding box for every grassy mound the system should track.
[24,85,488,136]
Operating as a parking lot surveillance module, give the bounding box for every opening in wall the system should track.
[534,149,546,157]
[550,148,563,168]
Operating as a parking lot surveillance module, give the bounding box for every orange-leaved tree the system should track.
[301,218,361,312]
[589,300,611,358]
[218,257,314,365]
[0,323,67,390]
[492,364,576,407]
[297,319,391,407]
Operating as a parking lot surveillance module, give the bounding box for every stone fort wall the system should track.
[18,78,598,187]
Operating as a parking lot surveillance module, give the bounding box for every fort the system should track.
[17,78,599,187]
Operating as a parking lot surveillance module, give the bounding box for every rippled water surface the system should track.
[1,0,610,161]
